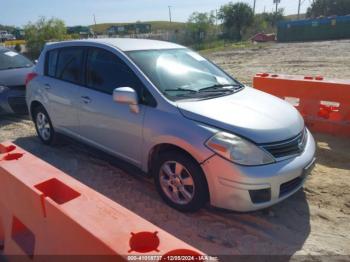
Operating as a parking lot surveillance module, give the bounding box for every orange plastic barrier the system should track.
[0,142,205,260]
[253,73,350,137]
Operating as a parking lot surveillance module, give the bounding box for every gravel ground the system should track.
[1,40,350,258]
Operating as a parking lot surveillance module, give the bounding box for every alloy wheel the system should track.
[159,161,195,205]
[36,112,51,141]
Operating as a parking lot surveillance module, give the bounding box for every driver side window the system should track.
[86,48,140,95]
[86,48,156,107]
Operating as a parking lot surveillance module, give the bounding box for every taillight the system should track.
[25,72,38,86]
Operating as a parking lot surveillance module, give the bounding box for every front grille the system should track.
[8,96,28,114]
[261,129,307,159]
[279,175,305,197]
[8,85,26,91]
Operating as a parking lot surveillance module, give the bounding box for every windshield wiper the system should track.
[163,88,198,93]
[198,84,243,92]
[164,84,243,100]
[0,66,28,70]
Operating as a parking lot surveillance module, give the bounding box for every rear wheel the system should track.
[154,151,208,212]
[33,105,57,145]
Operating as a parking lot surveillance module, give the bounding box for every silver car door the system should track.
[77,47,146,166]
[43,47,84,135]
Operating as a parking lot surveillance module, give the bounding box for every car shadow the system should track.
[313,133,350,171]
[0,114,29,128]
[13,134,148,180]
[209,190,311,260]
[12,135,311,257]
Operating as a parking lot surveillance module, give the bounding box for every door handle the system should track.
[44,83,51,90]
[81,96,91,104]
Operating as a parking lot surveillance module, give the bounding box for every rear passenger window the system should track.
[86,48,141,95]
[56,48,84,84]
[46,49,58,77]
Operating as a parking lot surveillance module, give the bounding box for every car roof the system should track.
[47,38,186,52]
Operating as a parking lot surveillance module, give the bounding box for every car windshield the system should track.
[0,49,33,70]
[127,48,243,100]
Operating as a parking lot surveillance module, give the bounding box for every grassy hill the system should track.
[285,14,307,20]
[90,21,186,34]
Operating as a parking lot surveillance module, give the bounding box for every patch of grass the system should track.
[198,40,255,54]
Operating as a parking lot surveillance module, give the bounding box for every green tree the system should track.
[261,8,285,27]
[243,10,284,40]
[218,2,254,40]
[186,11,216,44]
[307,0,350,18]
[24,17,67,59]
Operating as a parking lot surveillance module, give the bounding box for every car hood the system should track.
[0,66,34,86]
[176,87,304,144]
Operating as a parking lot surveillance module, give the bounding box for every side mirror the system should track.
[113,87,139,113]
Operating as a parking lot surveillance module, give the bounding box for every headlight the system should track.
[0,86,7,93]
[205,132,275,166]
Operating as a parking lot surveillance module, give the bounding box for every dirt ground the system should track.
[1,40,350,258]
[204,39,350,85]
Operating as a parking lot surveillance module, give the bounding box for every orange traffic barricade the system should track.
[253,73,350,137]
[0,142,206,261]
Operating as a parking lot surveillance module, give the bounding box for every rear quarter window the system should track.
[45,49,58,77]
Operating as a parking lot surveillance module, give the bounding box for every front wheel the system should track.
[153,151,209,212]
[33,105,57,145]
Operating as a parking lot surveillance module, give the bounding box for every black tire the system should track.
[153,150,209,212]
[33,105,58,145]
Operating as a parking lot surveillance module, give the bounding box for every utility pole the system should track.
[93,14,97,38]
[215,9,219,37]
[253,0,256,15]
[93,14,97,26]
[168,6,172,23]
[273,0,280,14]
[273,0,280,26]
[298,0,301,20]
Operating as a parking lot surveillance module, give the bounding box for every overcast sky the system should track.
[1,0,312,27]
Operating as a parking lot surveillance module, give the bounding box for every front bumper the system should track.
[0,86,27,114]
[201,129,316,212]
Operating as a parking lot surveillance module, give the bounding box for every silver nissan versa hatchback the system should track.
[26,39,316,212]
